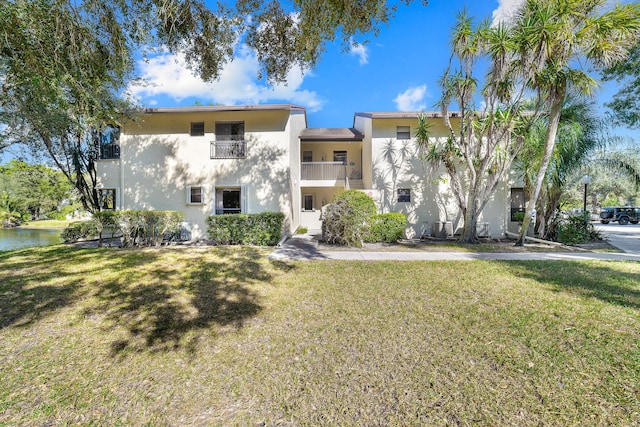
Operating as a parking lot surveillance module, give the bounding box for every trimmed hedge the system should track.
[366,212,407,243]
[62,210,184,247]
[207,211,285,246]
[61,221,99,242]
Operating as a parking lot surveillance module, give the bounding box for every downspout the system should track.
[344,165,350,189]
[120,136,125,210]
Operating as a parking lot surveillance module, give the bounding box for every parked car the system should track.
[599,207,640,225]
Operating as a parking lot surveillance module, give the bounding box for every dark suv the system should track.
[599,207,640,225]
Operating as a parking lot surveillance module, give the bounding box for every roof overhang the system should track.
[144,104,306,114]
[300,127,364,142]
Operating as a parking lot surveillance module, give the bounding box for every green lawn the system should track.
[19,219,76,229]
[0,245,638,425]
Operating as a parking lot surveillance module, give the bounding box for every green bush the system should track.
[93,211,120,247]
[366,212,407,243]
[47,205,78,220]
[61,221,99,242]
[207,212,284,246]
[62,210,185,247]
[116,210,184,247]
[557,213,600,245]
[322,190,376,247]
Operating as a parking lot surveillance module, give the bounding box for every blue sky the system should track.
[127,0,635,133]
[127,0,514,127]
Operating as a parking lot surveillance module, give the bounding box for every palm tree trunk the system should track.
[516,83,566,245]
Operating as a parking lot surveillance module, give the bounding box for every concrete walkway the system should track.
[269,233,640,262]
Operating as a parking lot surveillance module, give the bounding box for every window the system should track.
[397,188,411,203]
[215,122,244,141]
[212,122,246,158]
[303,194,314,211]
[215,187,242,214]
[190,122,205,136]
[510,188,526,221]
[333,150,347,164]
[397,126,411,140]
[98,125,120,159]
[187,186,204,204]
[98,188,116,210]
[302,150,313,162]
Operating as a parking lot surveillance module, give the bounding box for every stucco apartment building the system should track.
[96,104,522,240]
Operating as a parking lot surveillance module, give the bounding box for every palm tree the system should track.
[517,99,607,239]
[513,0,640,245]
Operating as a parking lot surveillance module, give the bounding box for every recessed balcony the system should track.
[300,162,347,185]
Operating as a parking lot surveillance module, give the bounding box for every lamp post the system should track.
[582,175,591,214]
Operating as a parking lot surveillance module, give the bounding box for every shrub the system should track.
[139,210,184,247]
[47,205,78,220]
[557,213,600,245]
[61,221,99,242]
[93,211,120,247]
[207,211,284,246]
[366,212,407,243]
[322,190,376,247]
[116,210,184,247]
[62,210,185,247]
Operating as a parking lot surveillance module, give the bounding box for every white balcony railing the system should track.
[301,162,346,180]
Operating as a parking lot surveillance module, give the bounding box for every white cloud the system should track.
[128,46,324,112]
[349,43,369,66]
[393,85,428,112]
[491,0,525,26]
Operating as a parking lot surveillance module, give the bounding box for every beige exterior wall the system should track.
[98,106,513,240]
[353,115,509,238]
[287,110,306,234]
[97,107,304,239]
[353,115,373,188]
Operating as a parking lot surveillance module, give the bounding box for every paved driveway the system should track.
[595,223,640,254]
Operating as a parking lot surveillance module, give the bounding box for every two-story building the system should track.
[96,104,519,240]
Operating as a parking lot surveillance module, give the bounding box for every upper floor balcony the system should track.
[211,137,246,159]
[301,161,346,181]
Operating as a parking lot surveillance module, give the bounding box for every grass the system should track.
[1,245,639,425]
[19,219,75,229]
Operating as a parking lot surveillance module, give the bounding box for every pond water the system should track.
[0,228,63,251]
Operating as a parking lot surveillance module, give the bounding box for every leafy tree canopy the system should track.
[0,160,73,220]
[0,0,427,211]
[602,42,640,129]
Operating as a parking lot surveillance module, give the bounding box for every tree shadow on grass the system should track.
[84,246,286,355]
[0,245,149,329]
[0,245,294,356]
[497,260,640,310]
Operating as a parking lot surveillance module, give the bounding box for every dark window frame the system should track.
[98,188,116,211]
[188,186,203,204]
[510,187,527,221]
[303,194,314,211]
[333,150,347,164]
[190,122,205,136]
[397,188,411,203]
[396,126,411,140]
[215,121,245,141]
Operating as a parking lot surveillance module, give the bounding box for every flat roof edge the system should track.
[354,111,461,119]
[144,104,306,114]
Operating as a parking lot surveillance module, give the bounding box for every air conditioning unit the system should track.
[432,221,453,238]
[476,222,491,238]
